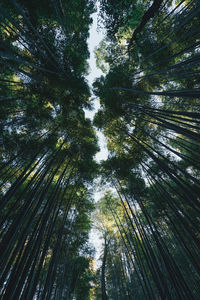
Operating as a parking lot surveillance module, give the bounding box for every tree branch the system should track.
[128,0,164,51]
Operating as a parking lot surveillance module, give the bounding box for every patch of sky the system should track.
[85,10,109,267]
[85,11,108,163]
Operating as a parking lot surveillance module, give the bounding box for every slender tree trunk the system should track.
[101,238,109,300]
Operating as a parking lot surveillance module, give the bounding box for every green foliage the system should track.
[1,0,200,299]
[94,0,200,299]
[0,1,98,299]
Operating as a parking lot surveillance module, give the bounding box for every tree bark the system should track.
[128,0,164,50]
[101,238,109,300]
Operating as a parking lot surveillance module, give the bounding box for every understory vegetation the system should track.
[0,1,200,299]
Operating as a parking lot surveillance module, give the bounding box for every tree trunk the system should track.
[128,0,164,50]
[101,238,109,300]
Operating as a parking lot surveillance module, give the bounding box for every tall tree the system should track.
[94,0,200,298]
[0,1,98,299]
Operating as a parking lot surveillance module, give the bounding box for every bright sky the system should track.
[85,11,109,267]
[85,11,108,163]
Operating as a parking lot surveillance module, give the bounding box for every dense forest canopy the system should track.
[0,0,200,299]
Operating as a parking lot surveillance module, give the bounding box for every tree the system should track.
[94,0,200,298]
[1,0,200,298]
[0,1,98,299]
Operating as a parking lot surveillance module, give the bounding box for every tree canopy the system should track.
[0,0,200,299]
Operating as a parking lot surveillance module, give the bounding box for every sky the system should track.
[85,11,108,162]
[85,10,109,267]
[85,11,108,171]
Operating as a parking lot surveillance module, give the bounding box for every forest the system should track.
[0,0,200,299]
